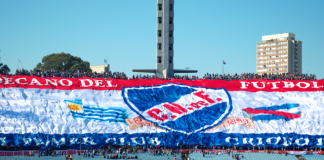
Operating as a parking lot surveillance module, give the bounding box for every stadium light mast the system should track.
[133,0,197,78]
[185,67,190,77]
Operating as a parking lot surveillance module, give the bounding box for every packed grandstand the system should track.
[0,68,320,80]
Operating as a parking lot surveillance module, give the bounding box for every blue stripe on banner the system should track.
[252,114,293,121]
[1,132,324,150]
[71,112,126,118]
[83,106,127,112]
[249,111,301,115]
[244,112,301,117]
[126,85,197,112]
[254,103,299,111]
[82,110,126,115]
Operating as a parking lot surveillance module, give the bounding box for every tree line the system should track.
[34,52,92,72]
[1,52,93,74]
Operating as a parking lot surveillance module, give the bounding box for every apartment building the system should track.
[90,64,109,73]
[256,33,302,75]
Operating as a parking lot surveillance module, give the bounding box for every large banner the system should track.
[0,76,324,149]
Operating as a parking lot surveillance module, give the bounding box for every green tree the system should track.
[70,61,91,72]
[34,52,92,72]
[0,63,10,73]
[34,63,43,71]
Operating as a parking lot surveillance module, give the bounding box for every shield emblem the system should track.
[122,84,233,134]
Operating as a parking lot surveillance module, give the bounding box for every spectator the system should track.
[3,68,319,81]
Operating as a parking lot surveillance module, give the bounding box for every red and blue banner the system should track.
[0,76,324,149]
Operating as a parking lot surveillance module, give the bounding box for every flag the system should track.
[18,59,21,63]
[63,62,65,66]
[312,151,320,155]
[223,61,226,65]
[264,65,267,68]
[104,59,107,63]
[288,151,307,155]
[65,99,128,124]
[242,103,301,121]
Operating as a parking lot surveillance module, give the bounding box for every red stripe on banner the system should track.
[0,76,323,92]
[242,108,301,119]
[163,103,188,114]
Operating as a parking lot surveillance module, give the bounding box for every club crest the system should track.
[122,84,233,134]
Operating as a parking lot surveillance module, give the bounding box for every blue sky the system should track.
[0,0,323,78]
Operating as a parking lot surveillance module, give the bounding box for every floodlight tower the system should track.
[133,0,197,78]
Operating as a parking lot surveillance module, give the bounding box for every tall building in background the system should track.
[256,33,302,75]
[156,0,174,78]
[133,0,197,78]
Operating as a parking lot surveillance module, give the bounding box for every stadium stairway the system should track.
[301,154,324,160]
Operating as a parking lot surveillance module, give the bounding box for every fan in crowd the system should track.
[0,68,320,81]
[0,144,322,152]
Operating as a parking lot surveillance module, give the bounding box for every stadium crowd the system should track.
[0,144,322,160]
[0,144,322,152]
[0,68,319,81]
